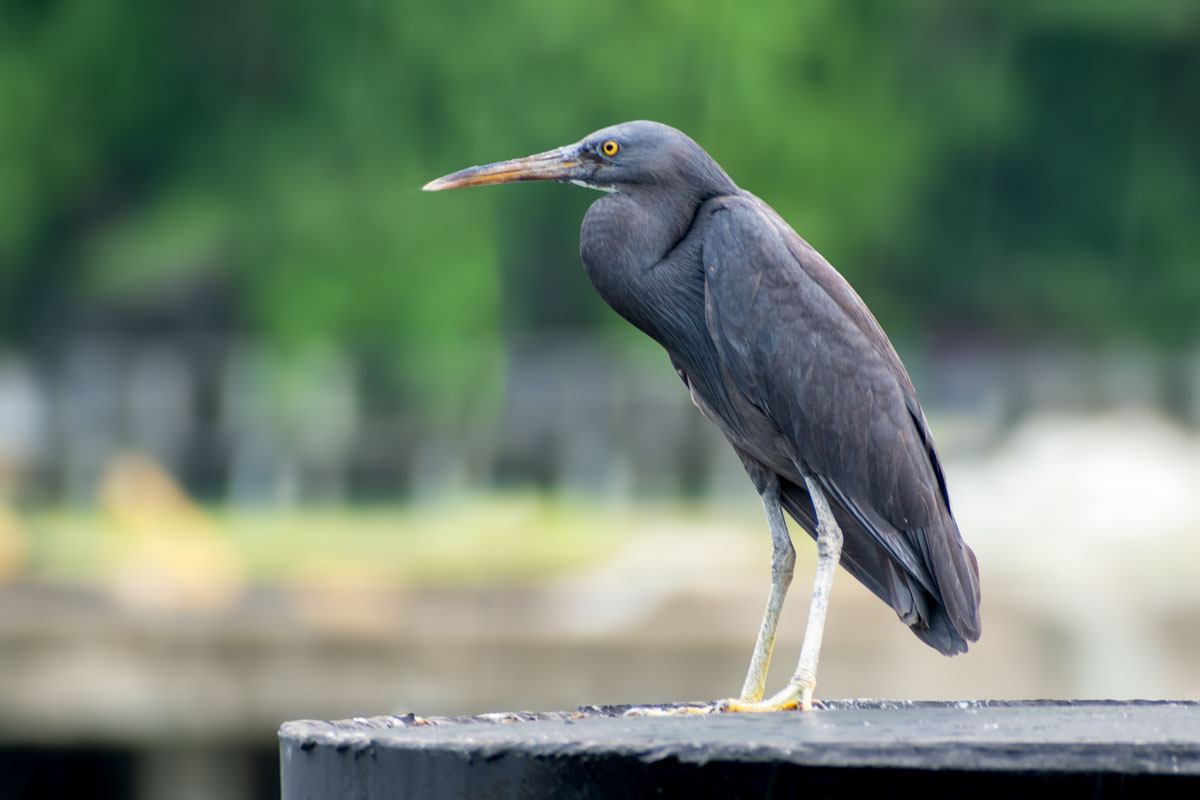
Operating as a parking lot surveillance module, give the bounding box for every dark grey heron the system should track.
[423,121,980,711]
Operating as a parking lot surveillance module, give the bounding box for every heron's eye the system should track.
[601,140,619,157]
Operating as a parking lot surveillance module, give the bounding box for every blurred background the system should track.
[2,1,1200,798]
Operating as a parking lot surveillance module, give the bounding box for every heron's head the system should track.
[423,121,735,199]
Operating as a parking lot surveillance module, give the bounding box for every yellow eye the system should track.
[602,140,619,156]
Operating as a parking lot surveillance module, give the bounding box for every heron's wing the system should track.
[701,195,980,648]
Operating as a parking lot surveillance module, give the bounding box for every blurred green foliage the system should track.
[1,1,1198,415]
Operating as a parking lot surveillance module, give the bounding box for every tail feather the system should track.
[926,515,982,642]
[779,478,979,656]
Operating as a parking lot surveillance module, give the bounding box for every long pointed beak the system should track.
[423,145,587,191]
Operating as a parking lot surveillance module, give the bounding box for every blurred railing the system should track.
[2,335,1199,507]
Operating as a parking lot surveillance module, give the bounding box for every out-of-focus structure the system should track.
[2,1,1199,798]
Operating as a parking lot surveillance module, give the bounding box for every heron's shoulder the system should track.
[700,193,823,261]
[699,193,773,225]
[699,194,783,253]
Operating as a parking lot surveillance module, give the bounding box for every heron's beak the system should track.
[422,145,587,191]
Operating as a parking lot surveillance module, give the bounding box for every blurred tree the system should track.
[0,0,1197,423]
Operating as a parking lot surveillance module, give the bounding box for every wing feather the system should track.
[703,196,981,649]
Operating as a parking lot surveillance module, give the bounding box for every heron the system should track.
[423,121,981,712]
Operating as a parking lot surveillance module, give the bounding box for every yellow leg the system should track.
[738,479,795,703]
[723,475,843,713]
[625,475,842,718]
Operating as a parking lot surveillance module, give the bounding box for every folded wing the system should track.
[702,195,981,652]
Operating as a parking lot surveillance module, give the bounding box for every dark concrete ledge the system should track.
[280,700,1200,799]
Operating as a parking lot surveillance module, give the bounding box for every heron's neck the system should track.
[579,190,709,347]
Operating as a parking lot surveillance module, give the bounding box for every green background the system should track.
[4,0,1197,426]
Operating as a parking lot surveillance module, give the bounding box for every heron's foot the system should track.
[717,696,796,713]
[622,676,819,716]
[717,678,817,713]
[623,695,822,716]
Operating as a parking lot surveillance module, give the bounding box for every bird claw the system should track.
[622,693,824,717]
[717,696,800,713]
[718,682,821,713]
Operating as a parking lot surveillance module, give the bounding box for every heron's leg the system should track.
[738,478,795,703]
[786,475,843,709]
[725,475,843,712]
